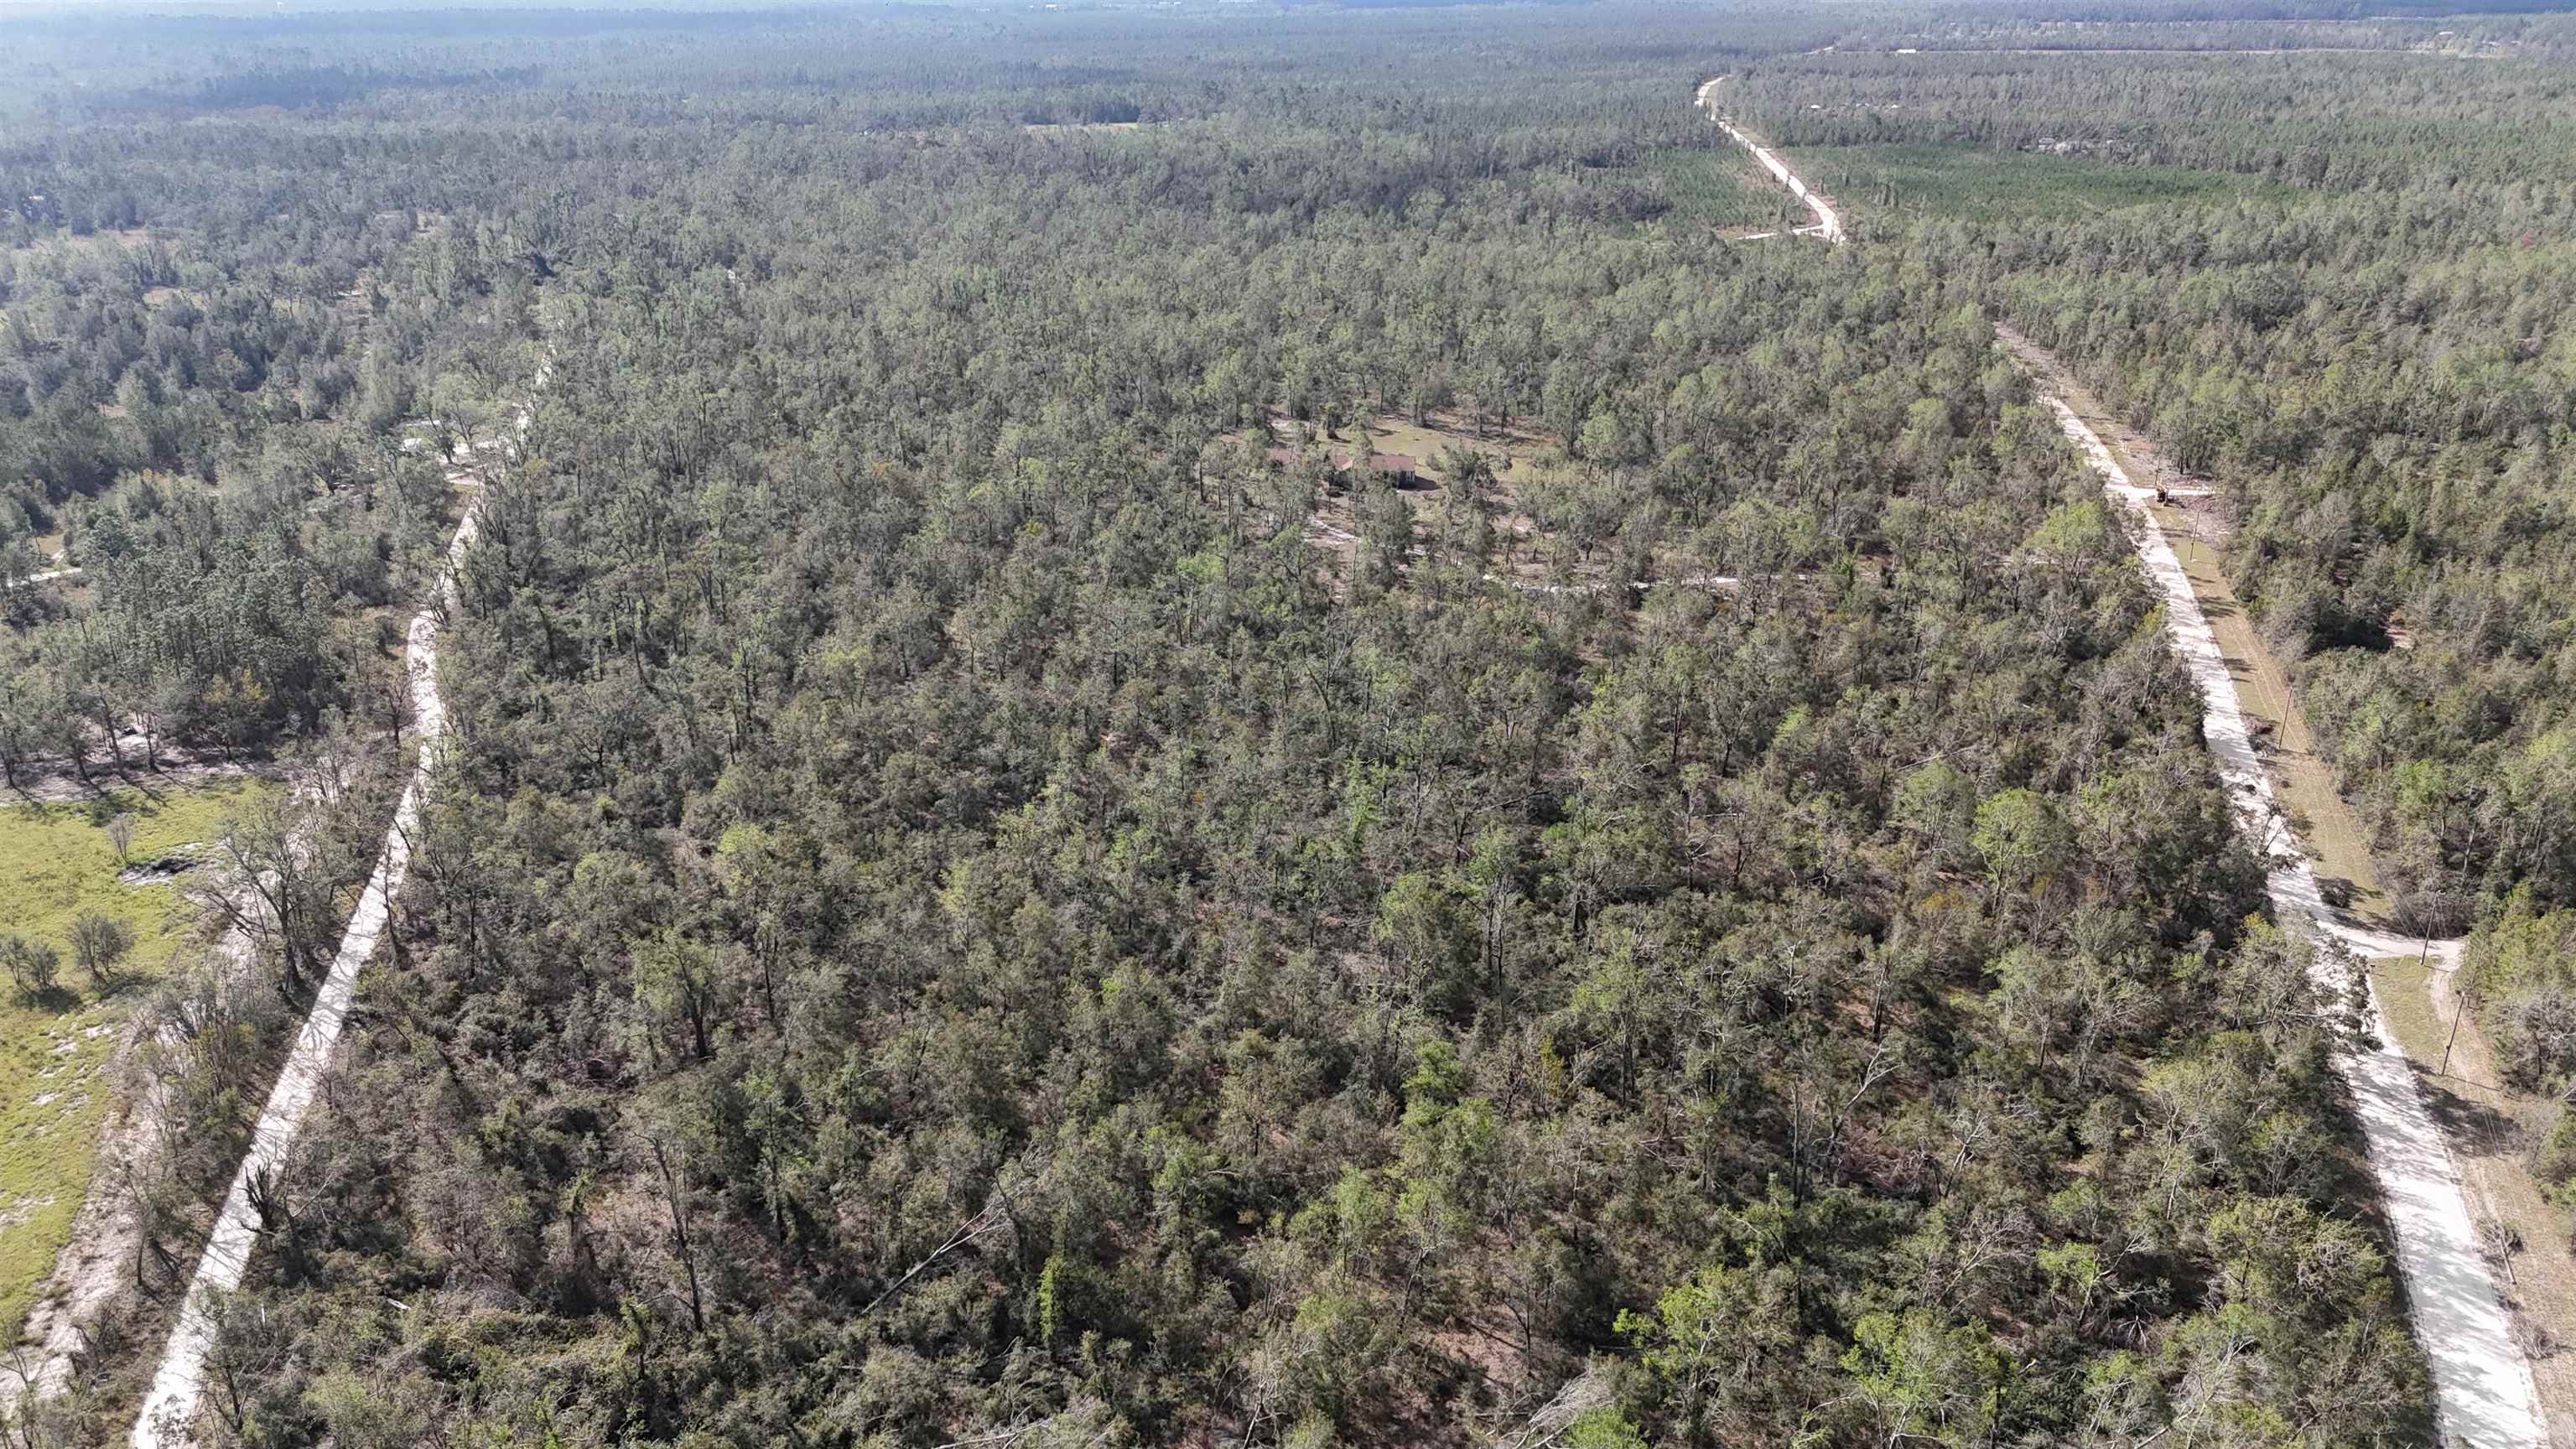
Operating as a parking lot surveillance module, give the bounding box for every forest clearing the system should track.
[1803,143,2298,222]
[0,782,267,1348]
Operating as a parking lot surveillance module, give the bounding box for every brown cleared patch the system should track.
[330,278,381,321]
[8,226,154,258]
[1249,412,1586,589]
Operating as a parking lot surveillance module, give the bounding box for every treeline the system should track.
[1742,45,2576,190]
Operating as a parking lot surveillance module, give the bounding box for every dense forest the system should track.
[9,3,2574,1446]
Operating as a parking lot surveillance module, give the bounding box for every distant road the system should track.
[1696,78,1843,243]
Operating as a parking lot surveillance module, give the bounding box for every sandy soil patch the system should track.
[1254,412,1570,586]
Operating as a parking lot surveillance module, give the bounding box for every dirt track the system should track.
[2007,326,2542,1448]
[1696,78,1843,243]
[126,371,538,1449]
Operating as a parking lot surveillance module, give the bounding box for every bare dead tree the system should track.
[862,1197,1013,1320]
[647,1136,704,1333]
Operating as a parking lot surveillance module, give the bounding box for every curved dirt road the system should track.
[1696,78,1843,242]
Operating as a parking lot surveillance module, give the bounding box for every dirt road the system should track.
[127,371,536,1448]
[2013,334,2542,1448]
[126,506,476,1447]
[1696,78,1843,243]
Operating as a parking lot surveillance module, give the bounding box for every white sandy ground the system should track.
[3,546,83,590]
[128,370,537,1448]
[1696,77,1845,244]
[2041,391,2539,1447]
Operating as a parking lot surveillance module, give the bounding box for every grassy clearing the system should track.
[1643,148,1801,229]
[0,778,269,1343]
[1805,143,2298,222]
[1253,410,1554,486]
[1253,411,1573,584]
[1337,413,1550,482]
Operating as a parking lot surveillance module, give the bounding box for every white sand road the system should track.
[125,509,475,1447]
[2040,392,2540,1447]
[3,546,83,592]
[1700,77,2538,1445]
[1696,77,1844,243]
[125,372,538,1449]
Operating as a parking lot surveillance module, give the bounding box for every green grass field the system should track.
[1644,148,1805,229]
[1804,143,2300,222]
[0,777,269,1343]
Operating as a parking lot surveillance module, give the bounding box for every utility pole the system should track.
[2433,937,2467,1078]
